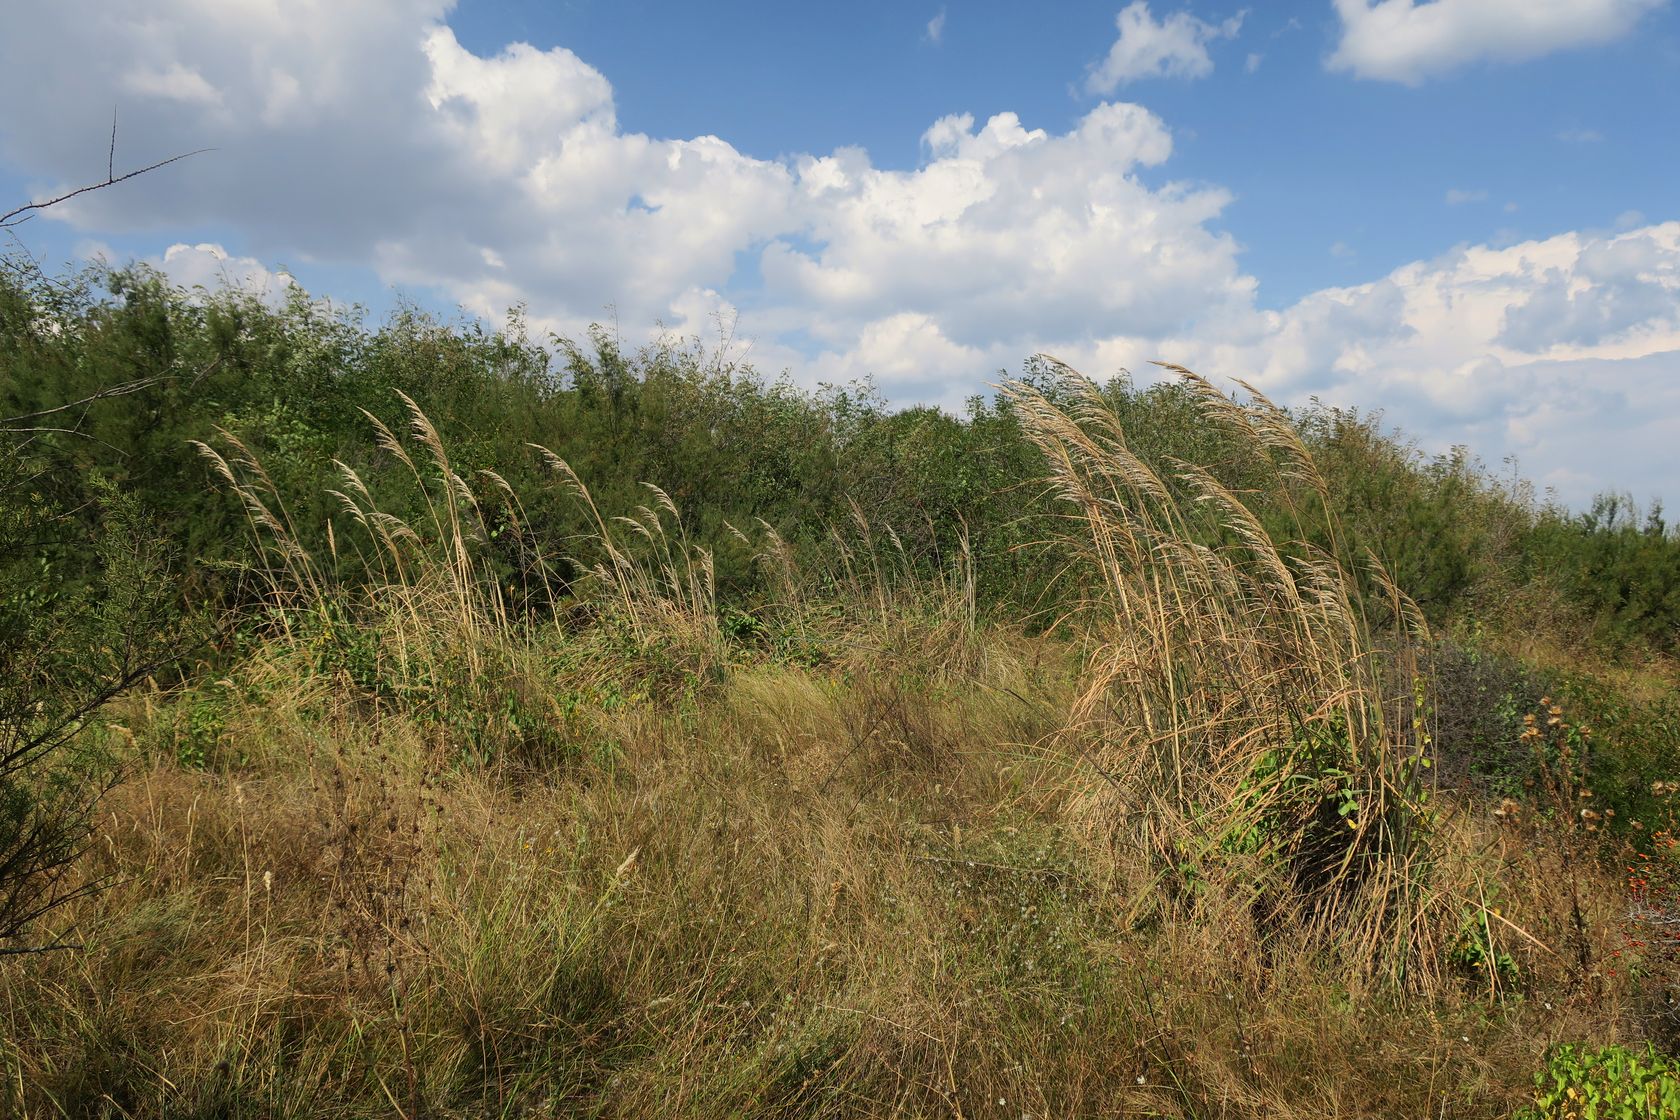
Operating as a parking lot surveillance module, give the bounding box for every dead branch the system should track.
[0,112,209,228]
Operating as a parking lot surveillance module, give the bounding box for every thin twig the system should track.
[1,148,212,228]
[1,428,131,457]
[0,378,163,427]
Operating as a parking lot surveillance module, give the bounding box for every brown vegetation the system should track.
[2,366,1674,1118]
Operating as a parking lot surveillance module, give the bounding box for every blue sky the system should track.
[2,1,1677,506]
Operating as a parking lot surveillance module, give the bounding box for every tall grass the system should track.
[0,362,1666,1118]
[1007,361,1442,986]
[193,393,730,746]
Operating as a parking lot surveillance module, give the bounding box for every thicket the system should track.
[4,257,1676,653]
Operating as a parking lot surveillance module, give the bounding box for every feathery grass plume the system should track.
[529,445,720,660]
[1004,360,1441,987]
[191,430,324,620]
[197,401,523,718]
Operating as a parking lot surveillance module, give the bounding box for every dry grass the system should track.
[0,635,1643,1118]
[1004,362,1443,987]
[0,372,1665,1117]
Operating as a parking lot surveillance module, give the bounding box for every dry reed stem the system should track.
[1004,360,1443,988]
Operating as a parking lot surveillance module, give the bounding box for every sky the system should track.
[1,0,1677,508]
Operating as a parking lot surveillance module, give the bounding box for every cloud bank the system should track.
[0,0,1675,504]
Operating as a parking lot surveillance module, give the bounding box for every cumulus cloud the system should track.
[1497,227,1680,350]
[0,1,793,340]
[1445,188,1488,205]
[75,240,300,308]
[1085,2,1245,93]
[1164,223,1680,502]
[1328,0,1667,84]
[155,242,299,301]
[769,102,1238,353]
[0,0,1676,503]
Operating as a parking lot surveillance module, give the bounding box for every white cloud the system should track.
[1085,2,1245,93]
[769,103,1232,353]
[1,0,1677,504]
[926,8,947,45]
[1557,127,1605,143]
[1165,223,1680,503]
[1445,188,1488,205]
[77,240,300,305]
[0,3,803,341]
[1245,52,1263,73]
[1328,0,1666,84]
[159,242,299,300]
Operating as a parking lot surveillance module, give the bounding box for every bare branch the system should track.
[1,377,164,427]
[0,428,131,456]
[0,148,212,229]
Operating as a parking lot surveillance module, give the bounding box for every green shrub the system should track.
[0,468,183,947]
[1518,1042,1680,1119]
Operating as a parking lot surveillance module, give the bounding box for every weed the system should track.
[1517,1042,1680,1119]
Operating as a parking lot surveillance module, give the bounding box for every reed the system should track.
[1006,360,1444,987]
